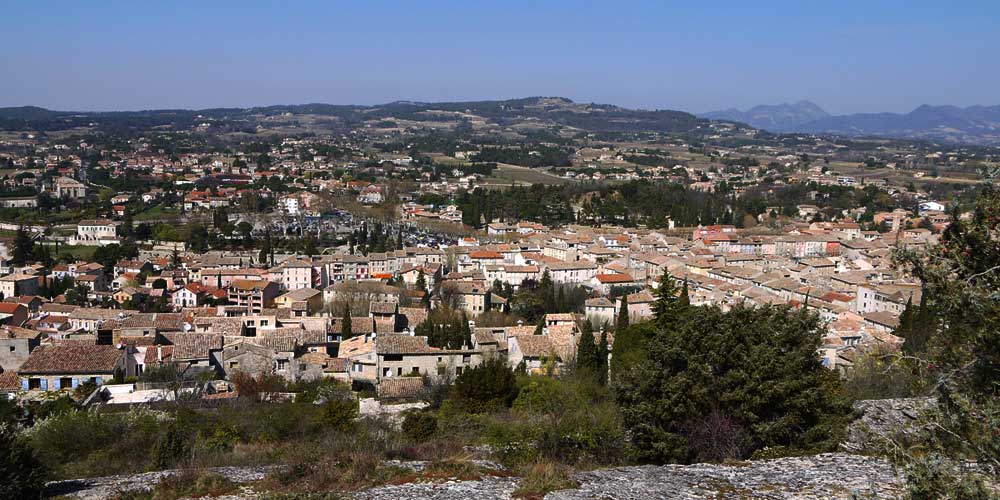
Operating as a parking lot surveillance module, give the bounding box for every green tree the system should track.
[0,427,48,500]
[890,186,1000,497]
[614,304,850,463]
[652,269,681,324]
[341,302,353,339]
[11,226,34,266]
[597,328,609,386]
[616,294,630,330]
[575,319,600,378]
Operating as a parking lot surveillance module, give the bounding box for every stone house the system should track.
[18,342,135,391]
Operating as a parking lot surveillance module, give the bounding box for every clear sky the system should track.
[2,1,997,115]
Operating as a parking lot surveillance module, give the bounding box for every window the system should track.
[455,367,463,375]
[8,346,14,352]
[229,361,239,369]
[411,367,419,375]
[397,367,403,376]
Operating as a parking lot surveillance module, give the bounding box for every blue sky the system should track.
[1,1,997,114]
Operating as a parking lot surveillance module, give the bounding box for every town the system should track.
[0,96,997,497]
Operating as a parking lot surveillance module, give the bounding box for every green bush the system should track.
[311,397,358,433]
[452,357,518,413]
[488,401,627,466]
[401,411,438,442]
[614,304,853,464]
[151,423,190,469]
[0,427,48,500]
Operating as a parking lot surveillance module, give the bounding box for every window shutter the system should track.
[54,379,61,390]
[72,378,79,389]
[40,379,48,390]
[21,378,28,391]
[95,377,103,386]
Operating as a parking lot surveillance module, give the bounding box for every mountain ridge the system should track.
[702,101,1000,145]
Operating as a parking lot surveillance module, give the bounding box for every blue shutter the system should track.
[21,378,28,391]
[54,379,61,390]
[95,377,103,386]
[39,379,48,390]
[71,378,79,388]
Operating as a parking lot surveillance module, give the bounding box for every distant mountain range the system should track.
[701,101,1000,145]
[0,97,708,136]
[702,101,830,131]
[5,97,1000,145]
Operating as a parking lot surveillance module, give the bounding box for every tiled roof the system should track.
[143,345,173,365]
[0,371,20,392]
[377,377,427,400]
[370,301,398,315]
[169,333,223,361]
[376,334,437,355]
[511,335,556,359]
[339,335,375,358]
[19,343,122,374]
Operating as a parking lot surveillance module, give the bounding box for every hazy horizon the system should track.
[2,1,997,115]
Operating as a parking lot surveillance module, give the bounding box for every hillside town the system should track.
[0,125,971,400]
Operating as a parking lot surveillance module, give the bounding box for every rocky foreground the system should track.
[48,453,901,499]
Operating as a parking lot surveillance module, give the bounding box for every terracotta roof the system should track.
[19,343,122,374]
[339,334,375,358]
[0,371,20,392]
[143,345,174,365]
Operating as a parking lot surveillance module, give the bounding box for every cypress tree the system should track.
[597,328,609,385]
[576,319,599,375]
[341,302,353,339]
[617,294,630,330]
[652,269,679,321]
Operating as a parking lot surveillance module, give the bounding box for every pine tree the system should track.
[617,293,630,330]
[416,270,427,291]
[679,279,690,307]
[534,318,545,336]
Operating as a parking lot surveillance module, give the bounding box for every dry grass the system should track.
[512,461,579,499]
[109,469,239,500]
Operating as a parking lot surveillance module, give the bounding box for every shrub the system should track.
[401,410,438,442]
[146,469,238,500]
[0,426,48,500]
[614,304,853,464]
[452,357,518,413]
[488,401,627,467]
[231,372,287,401]
[842,348,929,400]
[311,397,358,432]
[151,423,191,469]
